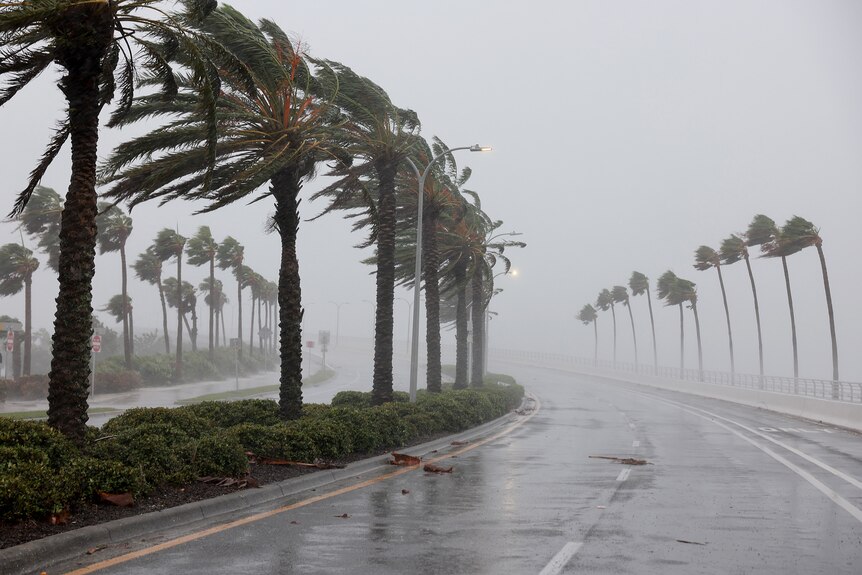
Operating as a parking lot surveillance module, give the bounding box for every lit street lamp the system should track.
[329,301,348,346]
[405,144,492,402]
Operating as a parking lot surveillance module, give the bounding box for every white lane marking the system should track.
[640,395,862,525]
[632,440,640,448]
[616,468,631,482]
[539,541,583,575]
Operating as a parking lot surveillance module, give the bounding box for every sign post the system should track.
[91,335,102,396]
[305,340,314,376]
[4,330,12,380]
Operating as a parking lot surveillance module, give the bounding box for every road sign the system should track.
[91,334,102,353]
[306,340,314,348]
[5,330,13,352]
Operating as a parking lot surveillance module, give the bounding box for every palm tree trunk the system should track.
[248,294,255,357]
[453,259,468,389]
[815,242,839,390]
[128,305,135,357]
[781,256,799,379]
[423,212,442,393]
[182,313,193,347]
[190,305,198,352]
[610,304,617,366]
[626,303,638,368]
[236,266,243,360]
[175,257,183,381]
[743,254,764,380]
[47,10,112,443]
[24,274,32,376]
[257,297,263,352]
[158,276,170,354]
[593,318,598,367]
[470,266,485,387]
[120,243,131,369]
[208,257,215,359]
[220,305,227,348]
[678,303,685,373]
[692,303,704,381]
[272,168,303,420]
[715,265,734,376]
[371,161,397,405]
[646,290,657,374]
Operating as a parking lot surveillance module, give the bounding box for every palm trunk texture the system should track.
[453,260,469,389]
[120,243,131,369]
[208,258,215,358]
[423,212,442,393]
[744,254,765,378]
[646,290,657,374]
[815,242,839,383]
[716,264,734,375]
[372,161,397,405]
[24,274,32,376]
[158,276,170,354]
[692,304,704,380]
[781,256,799,379]
[175,257,183,381]
[470,267,485,388]
[626,303,638,367]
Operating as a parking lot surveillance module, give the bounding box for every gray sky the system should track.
[1,0,861,381]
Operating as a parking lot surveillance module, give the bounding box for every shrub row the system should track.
[1,381,523,523]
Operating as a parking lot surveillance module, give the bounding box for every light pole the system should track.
[329,301,348,346]
[406,144,491,402]
[484,268,518,376]
[396,297,412,355]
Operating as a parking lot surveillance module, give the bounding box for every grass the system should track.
[176,367,336,405]
[0,407,120,421]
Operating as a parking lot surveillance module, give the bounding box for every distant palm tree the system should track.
[720,234,764,378]
[96,203,134,368]
[242,268,266,358]
[694,245,734,375]
[101,294,133,354]
[612,285,637,368]
[595,288,616,365]
[577,304,599,366]
[0,244,39,375]
[186,226,219,359]
[217,237,245,358]
[747,214,798,378]
[17,186,62,272]
[676,276,703,380]
[199,278,225,348]
[132,247,170,354]
[629,271,657,373]
[163,278,198,352]
[657,271,687,372]
[153,229,187,380]
[777,216,839,383]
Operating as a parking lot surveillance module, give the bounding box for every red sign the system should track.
[91,335,102,353]
[306,340,314,348]
[5,330,12,352]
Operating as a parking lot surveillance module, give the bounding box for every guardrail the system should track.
[488,348,862,404]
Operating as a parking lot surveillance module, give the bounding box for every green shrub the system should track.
[0,461,64,521]
[93,423,196,487]
[180,399,280,428]
[0,418,77,468]
[102,407,214,438]
[182,352,222,381]
[296,418,352,459]
[392,391,410,403]
[301,403,332,418]
[62,457,146,500]
[314,407,382,454]
[94,370,142,393]
[0,445,50,467]
[331,390,371,409]
[228,423,318,462]
[3,374,48,400]
[130,355,173,386]
[192,432,248,478]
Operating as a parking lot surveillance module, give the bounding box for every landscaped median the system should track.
[0,381,524,549]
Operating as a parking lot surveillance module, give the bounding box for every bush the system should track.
[93,423,196,487]
[331,390,371,409]
[192,432,248,478]
[295,418,352,459]
[93,370,142,394]
[182,352,222,382]
[0,461,64,522]
[62,457,146,501]
[180,399,280,428]
[3,374,48,400]
[229,423,318,462]
[102,407,214,438]
[0,418,77,468]
[130,355,173,386]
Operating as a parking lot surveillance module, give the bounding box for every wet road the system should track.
[58,362,862,574]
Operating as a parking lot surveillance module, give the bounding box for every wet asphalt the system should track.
[50,359,862,575]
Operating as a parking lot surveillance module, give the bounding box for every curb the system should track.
[0,407,522,575]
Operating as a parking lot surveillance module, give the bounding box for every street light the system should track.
[329,301,348,346]
[405,144,492,402]
[396,297,412,355]
[484,268,518,376]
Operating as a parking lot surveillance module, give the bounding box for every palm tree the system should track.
[186,226,219,359]
[101,294,133,354]
[0,244,39,375]
[657,271,688,372]
[694,245,734,376]
[777,216,839,384]
[2,0,222,443]
[720,234,764,379]
[595,288,616,365]
[132,247,170,354]
[677,276,703,380]
[163,278,198,352]
[17,186,62,272]
[311,61,421,405]
[199,278,225,347]
[217,237,245,358]
[100,7,341,420]
[747,214,799,378]
[612,285,637,368]
[629,271,657,373]
[153,229,187,381]
[96,203,134,368]
[242,269,265,357]
[577,304,599,366]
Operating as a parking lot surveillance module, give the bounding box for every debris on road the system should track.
[255,458,345,469]
[676,539,707,546]
[451,440,469,446]
[335,513,351,519]
[389,452,421,466]
[86,546,107,555]
[98,492,135,507]
[423,463,453,473]
[198,476,260,489]
[589,455,651,465]
[401,489,410,494]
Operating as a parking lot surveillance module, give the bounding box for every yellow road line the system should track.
[65,395,540,575]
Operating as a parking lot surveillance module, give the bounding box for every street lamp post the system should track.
[484,268,518,376]
[396,297,412,355]
[329,301,348,346]
[405,144,491,402]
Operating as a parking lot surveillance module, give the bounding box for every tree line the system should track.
[0,1,523,443]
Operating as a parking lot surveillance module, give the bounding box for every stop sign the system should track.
[306,340,314,348]
[91,334,102,353]
[5,330,12,352]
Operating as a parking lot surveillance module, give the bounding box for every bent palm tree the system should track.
[0,244,39,375]
[217,237,244,358]
[694,245,734,376]
[677,276,703,380]
[657,271,687,372]
[629,271,657,373]
[18,186,63,272]
[96,203,134,368]
[596,289,616,365]
[186,226,219,359]
[2,0,222,443]
[720,234,764,379]
[163,278,198,352]
[577,304,599,366]
[101,294,133,352]
[612,285,637,368]
[133,247,170,354]
[153,229,187,380]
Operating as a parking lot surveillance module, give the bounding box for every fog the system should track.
[1,0,861,382]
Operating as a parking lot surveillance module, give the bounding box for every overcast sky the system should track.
[1,0,861,382]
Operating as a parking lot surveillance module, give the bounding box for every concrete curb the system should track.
[0,407,522,575]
